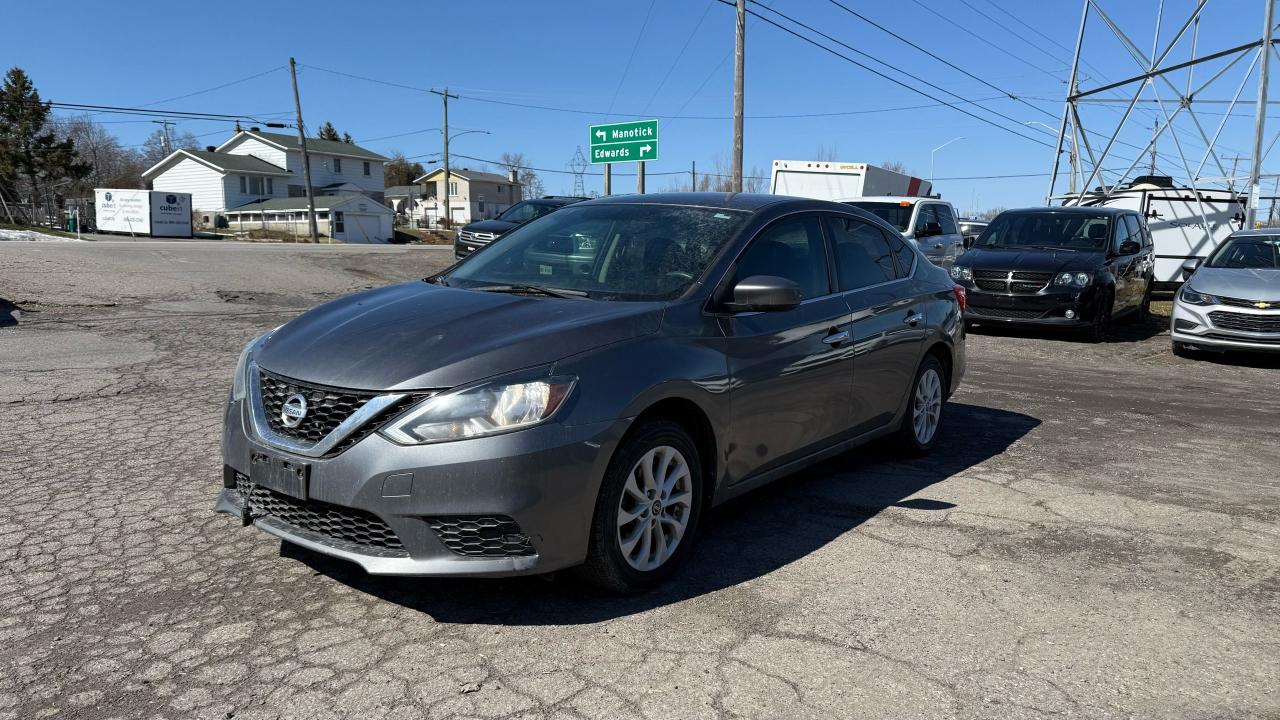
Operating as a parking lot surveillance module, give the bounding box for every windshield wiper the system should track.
[471,284,590,299]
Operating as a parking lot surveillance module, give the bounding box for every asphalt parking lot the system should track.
[1,241,1277,719]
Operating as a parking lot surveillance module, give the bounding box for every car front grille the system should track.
[237,475,406,554]
[972,270,1053,294]
[1202,332,1280,345]
[426,516,535,557]
[458,230,497,244]
[259,370,377,444]
[1208,311,1280,333]
[968,306,1047,320]
[1217,295,1280,309]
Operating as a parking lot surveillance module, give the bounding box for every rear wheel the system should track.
[578,419,703,593]
[1133,282,1152,323]
[1084,288,1114,343]
[894,355,947,456]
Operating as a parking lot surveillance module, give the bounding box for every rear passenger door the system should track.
[1112,215,1141,310]
[912,203,951,269]
[826,215,927,434]
[933,203,964,268]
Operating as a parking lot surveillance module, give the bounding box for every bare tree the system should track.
[384,150,425,188]
[499,151,544,200]
[55,114,148,190]
[139,128,199,167]
[813,144,840,161]
[880,160,910,174]
[977,206,1007,221]
[744,164,767,193]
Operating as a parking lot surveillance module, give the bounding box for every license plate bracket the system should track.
[249,451,310,500]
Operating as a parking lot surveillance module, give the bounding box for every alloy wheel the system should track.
[616,445,693,572]
[912,368,943,445]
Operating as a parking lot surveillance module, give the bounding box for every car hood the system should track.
[255,281,664,390]
[1189,267,1280,299]
[462,219,518,235]
[958,246,1104,273]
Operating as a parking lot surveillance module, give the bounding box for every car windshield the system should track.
[976,211,1111,251]
[846,201,912,232]
[1205,235,1280,269]
[497,201,560,224]
[442,204,749,300]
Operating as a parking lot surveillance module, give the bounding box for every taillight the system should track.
[951,284,966,313]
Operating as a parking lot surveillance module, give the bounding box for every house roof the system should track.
[141,148,289,180]
[415,168,516,185]
[383,184,424,197]
[225,196,393,213]
[217,130,390,162]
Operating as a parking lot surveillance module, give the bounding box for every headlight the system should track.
[231,329,277,400]
[949,265,973,282]
[1054,271,1091,288]
[380,375,577,444]
[1179,286,1218,306]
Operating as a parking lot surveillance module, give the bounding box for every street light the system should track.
[930,136,964,184]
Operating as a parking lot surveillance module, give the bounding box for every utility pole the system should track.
[604,163,611,196]
[637,161,645,194]
[731,0,745,192]
[691,160,697,192]
[431,87,459,228]
[289,58,320,244]
[152,120,175,155]
[1149,120,1158,174]
[1247,0,1275,227]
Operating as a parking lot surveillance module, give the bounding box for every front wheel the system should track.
[578,419,703,593]
[894,355,947,456]
[1133,282,1152,323]
[1084,288,1114,343]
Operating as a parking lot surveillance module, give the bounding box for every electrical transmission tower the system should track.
[1049,0,1279,227]
[569,147,588,197]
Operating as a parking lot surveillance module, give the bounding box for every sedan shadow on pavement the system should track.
[281,401,1040,623]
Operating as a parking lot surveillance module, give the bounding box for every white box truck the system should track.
[94,189,193,238]
[1066,176,1245,287]
[769,160,932,200]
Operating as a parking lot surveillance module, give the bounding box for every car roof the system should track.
[1227,228,1280,237]
[1001,205,1134,216]
[842,195,941,204]
[583,191,854,213]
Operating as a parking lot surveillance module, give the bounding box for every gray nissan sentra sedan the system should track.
[217,192,966,591]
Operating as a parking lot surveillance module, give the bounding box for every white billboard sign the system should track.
[95,189,151,235]
[149,192,192,237]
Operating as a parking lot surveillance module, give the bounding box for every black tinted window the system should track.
[886,231,915,277]
[826,217,898,290]
[915,204,938,233]
[735,215,830,300]
[935,204,959,234]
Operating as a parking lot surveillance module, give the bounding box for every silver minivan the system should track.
[842,196,965,270]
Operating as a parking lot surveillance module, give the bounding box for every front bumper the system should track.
[453,237,491,259]
[963,285,1102,327]
[218,398,629,576]
[1170,300,1280,352]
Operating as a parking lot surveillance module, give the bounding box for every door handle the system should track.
[933,242,945,249]
[822,329,851,345]
[904,312,921,326]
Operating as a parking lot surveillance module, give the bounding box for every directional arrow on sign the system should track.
[595,129,606,142]
[639,144,652,158]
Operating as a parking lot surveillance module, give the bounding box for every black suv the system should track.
[950,206,1154,341]
[454,196,588,259]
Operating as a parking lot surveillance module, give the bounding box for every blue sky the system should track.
[6,0,1276,212]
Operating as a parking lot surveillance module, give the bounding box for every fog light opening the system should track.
[1064,309,1076,320]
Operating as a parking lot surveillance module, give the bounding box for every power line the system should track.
[955,0,1068,69]
[605,0,658,119]
[726,1,1056,148]
[905,0,1065,81]
[640,1,717,116]
[134,66,287,109]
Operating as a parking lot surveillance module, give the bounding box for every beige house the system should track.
[405,168,522,227]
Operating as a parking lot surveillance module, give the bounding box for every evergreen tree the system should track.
[316,121,341,141]
[0,67,89,206]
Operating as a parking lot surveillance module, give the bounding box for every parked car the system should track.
[217,193,966,592]
[1170,230,1280,355]
[958,218,988,249]
[951,207,1154,342]
[454,196,588,259]
[841,196,964,270]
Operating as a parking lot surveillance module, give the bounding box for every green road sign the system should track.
[589,119,659,164]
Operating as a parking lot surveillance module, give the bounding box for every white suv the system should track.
[840,196,965,270]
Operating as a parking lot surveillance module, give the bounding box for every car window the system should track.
[885,230,916,278]
[845,201,912,232]
[935,204,959,234]
[826,216,899,290]
[1115,215,1136,253]
[915,204,938,233]
[734,215,830,300]
[497,201,555,224]
[1124,215,1143,251]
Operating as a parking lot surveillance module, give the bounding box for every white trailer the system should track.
[94,189,193,238]
[769,160,932,201]
[1066,178,1245,286]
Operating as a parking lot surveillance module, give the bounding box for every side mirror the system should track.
[1181,258,1201,279]
[1118,239,1142,256]
[917,221,943,238]
[729,275,802,312]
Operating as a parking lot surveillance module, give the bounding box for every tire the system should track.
[1172,341,1197,359]
[1084,288,1114,343]
[894,355,947,457]
[577,419,703,593]
[1133,282,1152,323]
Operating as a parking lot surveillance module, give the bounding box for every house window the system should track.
[239,176,246,194]
[478,195,485,213]
[266,178,274,194]
[333,158,342,173]
[249,176,263,195]
[334,211,345,233]
[448,181,458,196]
[363,161,370,176]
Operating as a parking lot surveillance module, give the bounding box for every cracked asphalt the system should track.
[1,240,1277,719]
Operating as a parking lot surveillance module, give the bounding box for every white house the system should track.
[221,195,395,243]
[142,149,291,222]
[403,168,522,227]
[217,129,390,201]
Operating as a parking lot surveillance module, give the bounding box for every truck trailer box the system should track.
[94,189,193,238]
[769,160,932,200]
